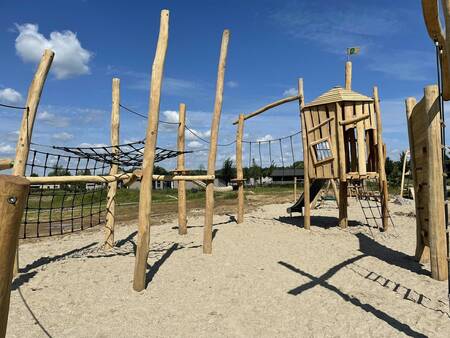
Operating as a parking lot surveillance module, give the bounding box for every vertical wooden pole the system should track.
[133,9,169,292]
[345,61,352,90]
[0,175,30,338]
[104,78,120,249]
[203,30,230,254]
[236,113,245,224]
[373,86,389,230]
[406,97,430,262]
[298,78,310,229]
[12,49,54,275]
[424,85,448,280]
[177,103,187,234]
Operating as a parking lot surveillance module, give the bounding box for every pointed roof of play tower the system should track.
[303,86,373,109]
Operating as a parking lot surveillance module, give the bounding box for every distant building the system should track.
[269,168,304,185]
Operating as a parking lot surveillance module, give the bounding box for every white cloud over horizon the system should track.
[15,23,92,79]
[0,88,23,104]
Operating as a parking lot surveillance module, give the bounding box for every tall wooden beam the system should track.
[133,9,169,291]
[373,86,389,230]
[203,30,230,254]
[424,85,448,280]
[104,78,120,249]
[0,175,30,337]
[177,103,187,234]
[236,113,245,224]
[298,78,310,229]
[345,61,352,90]
[12,49,54,275]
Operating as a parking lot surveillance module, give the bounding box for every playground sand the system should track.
[6,199,450,337]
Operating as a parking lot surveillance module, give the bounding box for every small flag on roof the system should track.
[347,47,361,56]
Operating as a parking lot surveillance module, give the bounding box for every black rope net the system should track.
[22,147,110,239]
[53,140,189,171]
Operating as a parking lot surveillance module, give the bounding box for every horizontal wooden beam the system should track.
[339,113,370,126]
[233,95,301,125]
[0,159,14,171]
[26,173,215,184]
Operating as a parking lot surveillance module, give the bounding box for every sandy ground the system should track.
[6,198,450,337]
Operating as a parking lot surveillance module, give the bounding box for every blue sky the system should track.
[0,0,443,170]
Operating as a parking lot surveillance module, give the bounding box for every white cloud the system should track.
[15,23,92,79]
[226,81,239,88]
[37,110,70,127]
[0,143,15,154]
[283,88,297,97]
[52,132,73,141]
[187,141,203,149]
[163,110,179,123]
[257,134,273,142]
[186,128,210,141]
[0,88,23,104]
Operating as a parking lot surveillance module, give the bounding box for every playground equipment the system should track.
[298,63,389,230]
[0,11,234,331]
[400,0,450,288]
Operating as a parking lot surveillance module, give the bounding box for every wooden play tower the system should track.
[299,61,389,230]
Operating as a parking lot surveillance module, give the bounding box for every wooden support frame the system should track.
[177,103,187,235]
[203,29,230,254]
[133,9,169,292]
[236,114,245,224]
[0,175,30,337]
[232,95,300,125]
[12,49,54,275]
[104,78,120,249]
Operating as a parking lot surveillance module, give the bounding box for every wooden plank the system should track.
[355,103,367,176]
[311,106,323,177]
[203,29,230,254]
[133,9,169,292]
[318,105,332,177]
[335,103,347,181]
[104,78,120,250]
[0,175,30,338]
[327,104,338,178]
[303,108,316,179]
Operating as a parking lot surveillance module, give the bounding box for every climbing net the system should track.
[53,141,188,170]
[22,147,110,238]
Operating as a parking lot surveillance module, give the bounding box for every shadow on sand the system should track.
[278,258,426,337]
[277,215,360,229]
